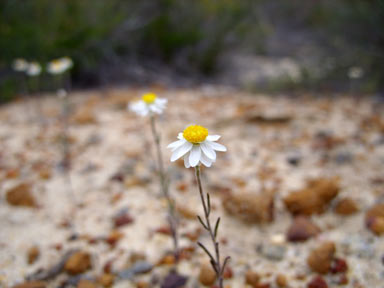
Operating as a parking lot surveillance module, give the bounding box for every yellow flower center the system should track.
[183,125,208,143]
[142,93,157,104]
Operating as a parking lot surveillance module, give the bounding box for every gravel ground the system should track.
[0,87,383,288]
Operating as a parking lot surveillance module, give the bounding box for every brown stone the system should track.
[287,216,321,242]
[39,168,52,180]
[72,108,97,125]
[12,281,46,288]
[77,279,97,288]
[64,251,92,275]
[27,246,40,264]
[105,230,124,246]
[113,213,134,228]
[223,266,233,279]
[223,191,274,224]
[98,273,115,288]
[330,258,348,274]
[157,254,176,266]
[198,263,216,286]
[128,252,147,265]
[307,276,328,288]
[307,242,336,274]
[245,270,260,287]
[176,204,196,220]
[275,274,288,287]
[135,282,149,288]
[6,183,37,208]
[365,203,384,236]
[334,198,359,215]
[284,178,339,216]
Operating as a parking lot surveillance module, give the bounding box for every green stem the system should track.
[195,165,226,288]
[149,114,179,261]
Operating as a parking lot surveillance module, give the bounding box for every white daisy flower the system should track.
[47,57,73,75]
[26,62,42,76]
[348,66,364,79]
[12,58,28,72]
[167,125,227,168]
[129,93,167,117]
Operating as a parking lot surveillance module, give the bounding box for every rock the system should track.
[365,203,384,235]
[258,243,286,261]
[72,107,97,125]
[27,250,75,281]
[307,242,336,274]
[287,151,301,167]
[284,177,339,215]
[223,191,274,224]
[105,230,124,246]
[64,251,92,275]
[161,271,188,288]
[12,281,46,288]
[307,276,328,288]
[368,217,384,236]
[6,183,37,208]
[128,252,147,265]
[136,281,149,288]
[118,261,153,279]
[330,258,348,274]
[287,216,321,242]
[336,274,349,285]
[198,263,216,286]
[176,205,196,220]
[77,279,97,288]
[157,254,176,266]
[223,266,233,279]
[113,210,134,228]
[312,132,344,151]
[245,270,260,287]
[333,151,353,165]
[275,274,288,287]
[245,114,292,127]
[27,246,40,265]
[334,198,359,215]
[98,273,115,288]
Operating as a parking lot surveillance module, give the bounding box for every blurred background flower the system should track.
[26,62,41,77]
[12,58,29,72]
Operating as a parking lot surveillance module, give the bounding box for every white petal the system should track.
[208,141,227,152]
[184,155,191,168]
[200,153,213,167]
[150,105,162,114]
[189,145,201,167]
[177,133,184,140]
[200,141,216,160]
[155,98,167,105]
[130,101,149,116]
[167,139,186,150]
[171,142,193,162]
[207,135,221,141]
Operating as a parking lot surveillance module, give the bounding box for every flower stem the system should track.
[149,114,179,262]
[195,165,229,288]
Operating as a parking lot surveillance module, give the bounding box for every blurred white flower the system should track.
[12,58,29,72]
[26,62,42,76]
[57,89,68,99]
[168,125,226,168]
[348,66,364,79]
[129,93,167,117]
[47,57,73,74]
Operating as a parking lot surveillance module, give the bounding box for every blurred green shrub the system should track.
[0,0,383,100]
[275,0,384,92]
[0,0,256,85]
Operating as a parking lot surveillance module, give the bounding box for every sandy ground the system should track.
[0,87,383,288]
